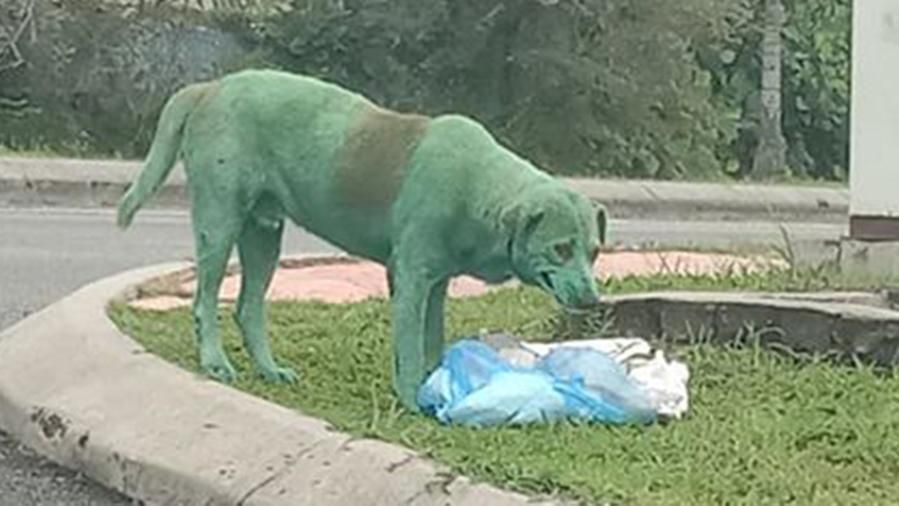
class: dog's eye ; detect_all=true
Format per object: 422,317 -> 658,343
553,242 -> 574,262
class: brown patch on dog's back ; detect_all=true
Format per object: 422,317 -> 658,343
336,103 -> 429,208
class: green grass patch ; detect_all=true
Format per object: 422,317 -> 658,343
109,270 -> 899,505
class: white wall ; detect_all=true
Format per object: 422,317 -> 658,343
850,0 -> 899,217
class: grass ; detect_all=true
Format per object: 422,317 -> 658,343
109,269 -> 899,506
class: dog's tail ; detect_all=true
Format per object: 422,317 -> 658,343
116,82 -> 213,229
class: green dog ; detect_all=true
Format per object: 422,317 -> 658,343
118,69 -> 607,410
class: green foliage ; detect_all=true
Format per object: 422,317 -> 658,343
253,0 -> 748,180
112,268 -> 899,505
782,0 -> 851,180
697,0 -> 851,180
1,0 -> 851,182
213,0 -> 854,181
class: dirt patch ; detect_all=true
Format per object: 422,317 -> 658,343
126,251 -> 785,310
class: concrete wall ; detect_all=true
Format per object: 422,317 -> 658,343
850,0 -> 899,218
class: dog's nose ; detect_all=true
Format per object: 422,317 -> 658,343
575,300 -> 600,311
584,282 -> 603,304
574,291 -> 601,310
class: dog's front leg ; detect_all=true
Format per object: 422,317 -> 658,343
424,279 -> 450,372
389,257 -> 448,412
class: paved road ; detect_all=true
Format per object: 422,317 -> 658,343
0,206 -> 847,504
0,208 -> 338,330
1,207 -> 847,330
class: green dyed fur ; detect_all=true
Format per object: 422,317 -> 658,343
117,69 -> 608,410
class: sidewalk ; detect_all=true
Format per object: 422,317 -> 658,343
130,251 -> 786,311
0,156 -> 848,221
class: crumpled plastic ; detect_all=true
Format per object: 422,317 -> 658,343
416,337 -> 685,428
521,338 -> 691,419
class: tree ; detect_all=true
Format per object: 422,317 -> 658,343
263,0 -> 743,179
781,0 -> 851,180
752,0 -> 788,178
697,0 -> 850,181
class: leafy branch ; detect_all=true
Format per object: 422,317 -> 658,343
0,0 -> 36,75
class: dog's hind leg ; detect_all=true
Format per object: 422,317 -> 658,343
189,184 -> 244,383
234,212 -> 297,383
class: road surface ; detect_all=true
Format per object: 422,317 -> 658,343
0,206 -> 846,504
0,207 -> 846,330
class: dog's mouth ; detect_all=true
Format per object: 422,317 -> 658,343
537,271 -> 600,313
538,271 -> 601,313
561,304 -> 597,316
539,271 -> 555,292
539,271 -> 570,308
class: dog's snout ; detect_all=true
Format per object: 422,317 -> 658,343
576,293 -> 601,310
577,281 -> 601,308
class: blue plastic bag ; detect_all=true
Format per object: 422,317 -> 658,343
417,339 -> 657,427
537,346 -> 657,424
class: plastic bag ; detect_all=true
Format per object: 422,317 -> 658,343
537,346 -> 657,424
417,339 -> 657,427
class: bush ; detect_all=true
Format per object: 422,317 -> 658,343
0,0 -> 851,181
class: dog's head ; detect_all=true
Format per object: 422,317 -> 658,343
505,184 -> 607,310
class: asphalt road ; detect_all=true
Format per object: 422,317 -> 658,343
0,206 -> 847,505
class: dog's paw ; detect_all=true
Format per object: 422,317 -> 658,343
397,395 -> 422,414
201,356 -> 238,383
116,191 -> 139,229
259,366 -> 298,384
393,385 -> 422,414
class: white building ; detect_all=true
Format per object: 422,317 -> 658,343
850,0 -> 899,241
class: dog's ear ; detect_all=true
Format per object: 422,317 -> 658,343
595,203 -> 608,245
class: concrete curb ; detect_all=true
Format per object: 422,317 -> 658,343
0,156 -> 849,221
0,262 -> 562,506
597,291 -> 899,367
569,177 -> 847,222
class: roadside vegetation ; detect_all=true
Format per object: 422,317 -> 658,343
1,0 -> 850,182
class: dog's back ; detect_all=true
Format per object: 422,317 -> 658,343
120,69 -> 545,261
